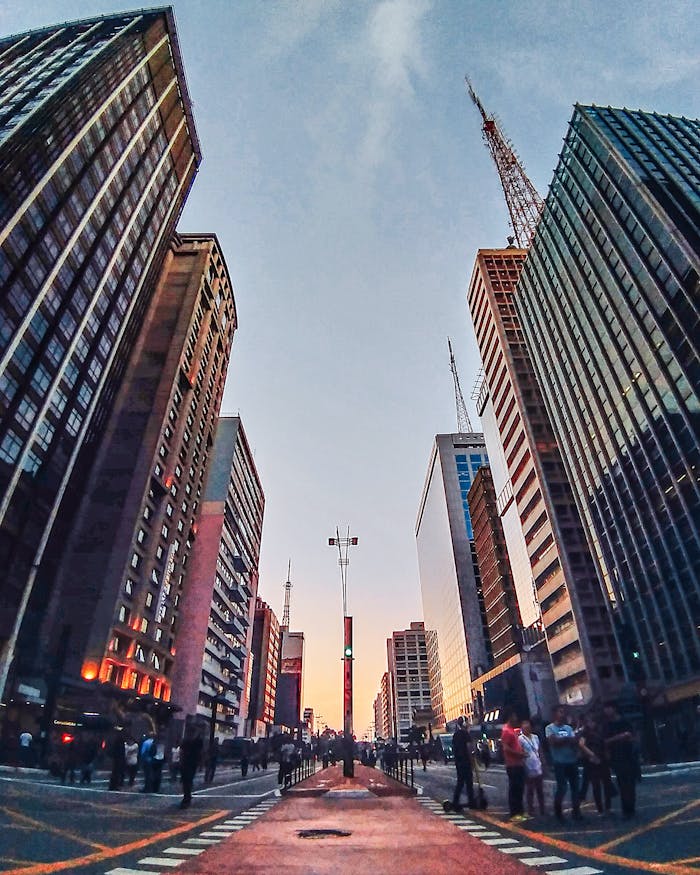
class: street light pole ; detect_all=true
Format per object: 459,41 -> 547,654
328,527 -> 358,778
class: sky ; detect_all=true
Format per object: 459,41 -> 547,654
3,0 -> 699,736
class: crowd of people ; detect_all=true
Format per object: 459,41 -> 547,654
452,703 -> 640,823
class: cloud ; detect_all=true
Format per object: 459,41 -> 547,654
259,0 -> 340,60
359,0 -> 432,169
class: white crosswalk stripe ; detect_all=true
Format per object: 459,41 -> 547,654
137,856 -> 184,867
522,856 -> 569,867
544,868 -> 603,875
498,846 -> 543,854
163,847 -> 206,855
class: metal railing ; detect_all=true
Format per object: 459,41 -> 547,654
282,755 -> 316,790
382,751 -> 414,789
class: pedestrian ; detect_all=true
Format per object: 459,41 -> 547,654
501,711 -> 528,821
108,731 -> 126,791
519,717 -> 545,816
240,748 -> 249,778
179,726 -> 203,809
450,716 -> 476,811
578,715 -> 613,815
152,734 -> 166,792
278,738 -> 296,789
125,736 -> 139,787
18,729 -> 33,768
205,737 -> 219,783
79,735 -> 98,784
603,704 -> 639,818
170,744 -> 181,783
60,735 -> 78,784
420,742 -> 429,772
545,705 -> 582,822
140,733 -> 155,792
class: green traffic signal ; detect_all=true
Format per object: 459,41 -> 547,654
344,646 -> 352,657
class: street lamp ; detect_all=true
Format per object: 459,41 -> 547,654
328,527 -> 358,777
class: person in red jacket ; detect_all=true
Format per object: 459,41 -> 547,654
501,711 -> 529,821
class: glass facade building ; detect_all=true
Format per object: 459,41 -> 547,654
0,9 -> 200,697
516,106 -> 700,701
416,433 -> 491,725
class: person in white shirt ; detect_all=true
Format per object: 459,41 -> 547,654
18,730 -> 33,768
124,737 -> 139,787
518,718 -> 545,816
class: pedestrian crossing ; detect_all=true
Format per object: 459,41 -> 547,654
417,798 -> 604,875
105,797 -> 279,874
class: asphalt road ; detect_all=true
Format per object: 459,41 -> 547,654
415,760 -> 700,874
0,764 -> 280,874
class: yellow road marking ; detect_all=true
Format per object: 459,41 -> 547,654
1,808 -> 228,875
597,799 -> 700,852
470,807 -> 700,875
0,806 -> 109,851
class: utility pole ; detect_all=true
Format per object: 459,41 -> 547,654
328,527 -> 358,777
465,76 -> 544,248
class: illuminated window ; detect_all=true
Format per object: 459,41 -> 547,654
156,545 -> 164,560
135,645 -> 145,662
140,618 -> 148,634
145,591 -> 153,609
166,503 -> 173,518
161,524 -> 169,539
118,604 -> 130,624
125,579 -> 134,596
136,528 -> 146,544
155,627 -> 163,642
130,552 -> 140,568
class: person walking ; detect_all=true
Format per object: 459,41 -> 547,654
18,730 -> 33,768
545,706 -> 582,822
179,726 -> 203,809
451,716 -> 476,811
204,737 -> 219,784
140,733 -> 155,792
79,735 -> 98,784
603,704 -> 638,818
125,736 -> 139,787
170,744 -> 181,783
519,718 -> 545,816
501,711 -> 528,821
108,731 -> 126,791
579,715 -> 613,815
152,734 -> 166,792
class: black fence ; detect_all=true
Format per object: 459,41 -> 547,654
382,751 -> 414,790
282,755 -> 316,790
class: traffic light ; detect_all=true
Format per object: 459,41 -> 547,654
344,645 -> 352,658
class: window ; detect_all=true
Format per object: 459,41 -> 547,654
125,579 -> 134,596
145,591 -> 153,609
118,604 -> 130,624
131,552 -> 140,569
166,503 -> 173,518
135,645 -> 146,663
161,524 -> 169,539
137,528 -> 146,544
154,628 -> 163,642
0,430 -> 23,464
140,618 -> 149,634
156,545 -> 164,560
143,506 -> 151,521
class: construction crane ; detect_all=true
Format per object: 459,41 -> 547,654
281,559 -> 292,630
448,338 -> 473,433
465,76 -> 544,248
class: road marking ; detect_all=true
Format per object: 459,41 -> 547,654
106,869 -> 158,875
163,847 -> 205,855
199,831 -> 234,837
596,799 -> 700,851
0,804 -> 111,851
472,831 -> 501,837
544,868 -> 603,874
498,847 -> 543,854
521,856 -> 569,866
138,857 -> 184,868
480,838 -> 519,846
182,838 -> 220,845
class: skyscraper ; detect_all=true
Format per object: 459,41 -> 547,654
386,622 -> 432,743
171,416 -> 264,740
467,249 -> 622,707
27,234 -> 236,727
248,597 -> 281,738
516,107 -> 700,722
416,433 -> 490,726
275,630 -> 304,730
0,9 -> 200,699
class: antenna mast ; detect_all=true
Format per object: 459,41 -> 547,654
465,76 -> 544,248
448,338 -> 473,433
282,559 -> 292,630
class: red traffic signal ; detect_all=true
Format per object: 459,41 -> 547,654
61,733 -> 74,744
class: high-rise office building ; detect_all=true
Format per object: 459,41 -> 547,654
416,434 -> 490,726
0,9 -> 200,700
171,416 -> 264,740
467,249 -> 622,708
516,107 -> 700,722
467,466 -> 522,666
29,234 -> 235,727
248,597 -> 281,738
387,623 -> 432,743
275,630 -> 304,730
377,670 -> 394,740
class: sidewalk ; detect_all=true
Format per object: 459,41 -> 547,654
175,765 -> 532,874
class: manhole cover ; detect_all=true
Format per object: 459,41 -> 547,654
297,829 -> 352,839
